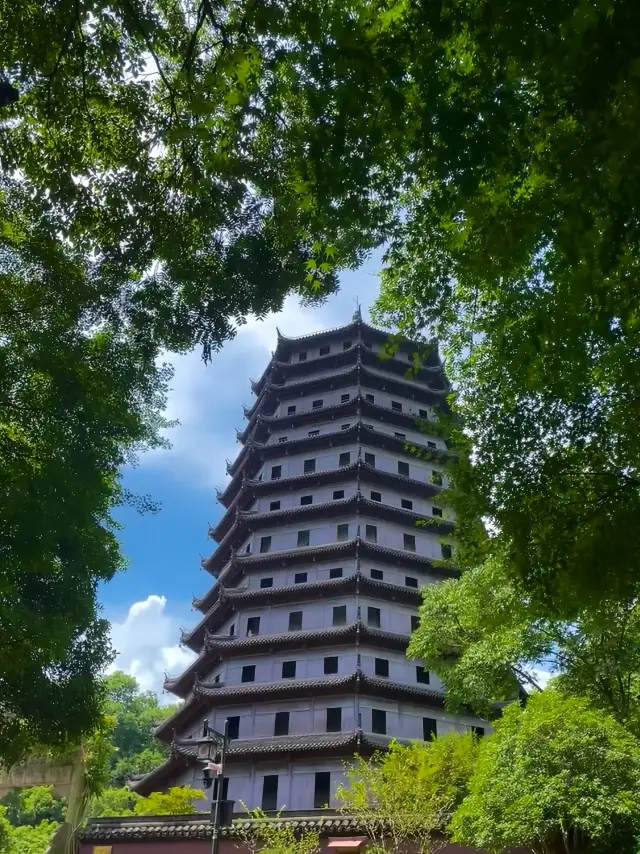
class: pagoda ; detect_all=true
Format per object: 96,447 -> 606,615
133,313 -> 488,812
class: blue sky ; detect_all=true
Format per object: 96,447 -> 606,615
104,259 -> 383,697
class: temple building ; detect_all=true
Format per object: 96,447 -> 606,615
132,313 -> 488,812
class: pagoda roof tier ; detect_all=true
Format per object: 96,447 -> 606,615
238,393 -> 447,446
166,622 -> 410,698
204,486 -> 453,577
130,730 -> 395,796
243,361 -> 447,422
251,342 -> 445,398
213,458 -> 443,536
199,536 -> 455,603
154,671 -> 445,742
223,423 -> 452,503
209,491 -> 452,554
187,570 -> 421,644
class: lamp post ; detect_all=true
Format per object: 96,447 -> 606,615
194,718 -> 231,854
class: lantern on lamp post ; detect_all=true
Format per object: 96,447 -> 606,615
193,719 -> 232,854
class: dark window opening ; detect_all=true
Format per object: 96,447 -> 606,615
227,717 -> 240,740
319,346 -> 330,356
337,523 -> 349,541
370,490 -> 382,502
301,495 -> 313,505
398,461 -> 409,477
365,393 -> 375,403
333,489 -> 345,500
288,405 -> 296,415
472,726 -> 485,738
419,409 -> 428,418
441,544 -> 452,559
271,465 -> 281,479
341,423 -> 351,430
229,623 -> 236,637
404,533 -> 416,552
333,605 -> 347,626
423,718 -> 437,741
329,567 -> 343,579
260,577 -> 273,588
372,709 -> 387,734
395,432 -> 406,440
391,401 -> 402,412
308,429 -> 320,437
416,666 -> 430,684
260,536 -> 272,553
274,712 -> 290,736
343,340 -> 352,350
278,436 -> 288,443
299,352 -> 307,362
370,568 -> 384,580
281,660 -> 296,679
294,571 -> 308,584
432,506 -> 443,517
312,399 -> 323,409
368,607 -> 381,628
432,470 -> 443,486
375,658 -> 389,677
428,441 -> 436,450
262,775 -> 278,811
314,772 -> 331,809
269,500 -> 281,511
411,615 -> 419,631
241,665 -> 255,683
324,656 -> 338,674
297,530 -> 310,547
341,393 -> 350,403
326,707 -> 342,732
288,611 -> 303,631
364,452 -> 375,466
401,499 -> 413,510
339,452 -> 351,467
246,617 -> 260,636
405,576 -> 418,588
304,458 -> 316,473
365,524 -> 377,543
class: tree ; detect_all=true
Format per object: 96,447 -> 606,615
450,691 -> 640,854
0,787 -> 65,827
103,672 -> 177,787
335,736 -> 478,854
236,808 -> 320,854
408,553 -> 640,732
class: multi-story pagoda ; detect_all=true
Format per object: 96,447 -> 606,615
133,312 -> 488,812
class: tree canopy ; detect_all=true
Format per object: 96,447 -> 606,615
2,0 -> 640,762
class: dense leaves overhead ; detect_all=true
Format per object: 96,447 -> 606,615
2,0 -> 640,759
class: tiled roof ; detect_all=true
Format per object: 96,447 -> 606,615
186,568 -> 423,649
166,621 -> 411,698
81,811 -> 373,841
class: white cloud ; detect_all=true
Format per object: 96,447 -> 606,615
108,595 -> 196,702
140,264 -> 383,490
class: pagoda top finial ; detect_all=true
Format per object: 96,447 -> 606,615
352,299 -> 362,324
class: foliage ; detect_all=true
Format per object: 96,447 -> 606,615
450,691 -> 640,854
409,554 -> 640,731
0,182 -> 175,764
103,672 -> 177,787
133,786 -> 203,816
0,786 -> 65,827
1,819 -> 58,854
86,786 -> 139,819
236,808 -> 320,854
336,736 -> 478,854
